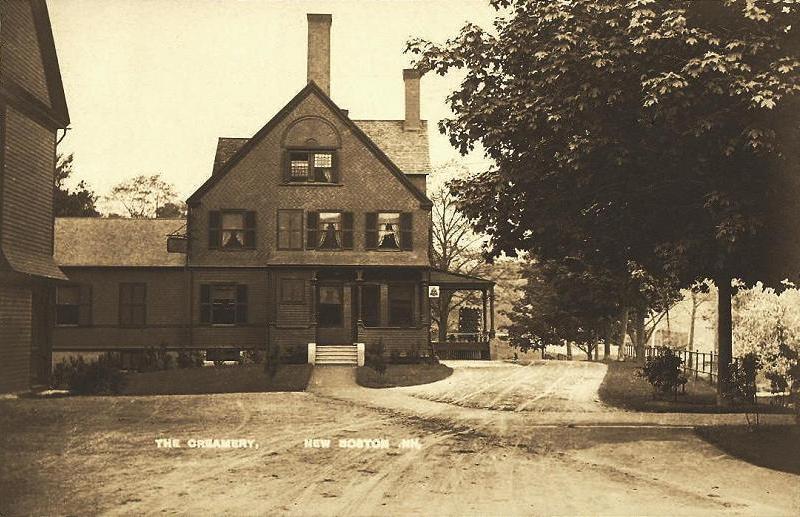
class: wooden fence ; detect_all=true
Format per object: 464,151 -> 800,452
625,345 -> 719,383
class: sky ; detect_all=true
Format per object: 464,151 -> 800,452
48,0 -> 498,209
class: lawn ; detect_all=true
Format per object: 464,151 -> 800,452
598,361 -> 791,413
356,363 -> 453,388
121,363 -> 312,395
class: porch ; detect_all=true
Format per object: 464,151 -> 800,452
429,269 -> 495,360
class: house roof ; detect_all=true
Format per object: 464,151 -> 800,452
430,269 -> 494,289
55,218 -> 186,267
212,121 -> 431,176
191,81 -> 432,207
351,120 -> 431,174
0,1 -> 70,127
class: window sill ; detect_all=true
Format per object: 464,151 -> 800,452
209,248 -> 257,252
55,324 -> 81,328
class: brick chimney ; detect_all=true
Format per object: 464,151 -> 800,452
307,14 -> 332,95
403,68 -> 422,131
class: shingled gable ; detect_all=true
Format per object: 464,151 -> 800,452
1,0 -> 70,127
187,81 -> 432,208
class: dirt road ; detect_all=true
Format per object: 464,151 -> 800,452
2,361 -> 798,516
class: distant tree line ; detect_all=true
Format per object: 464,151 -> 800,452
54,152 -> 186,219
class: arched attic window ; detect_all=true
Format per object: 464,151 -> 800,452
281,116 -> 342,184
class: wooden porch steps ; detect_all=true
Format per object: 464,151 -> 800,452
315,344 -> 358,366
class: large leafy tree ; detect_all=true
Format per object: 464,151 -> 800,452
409,0 -> 799,394
54,153 -> 101,217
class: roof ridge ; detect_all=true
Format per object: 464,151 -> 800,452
190,81 -> 432,207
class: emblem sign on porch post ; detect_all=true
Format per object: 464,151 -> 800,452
428,285 -> 440,298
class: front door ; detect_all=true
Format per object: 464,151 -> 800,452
316,283 -> 352,344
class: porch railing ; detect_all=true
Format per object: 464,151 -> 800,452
431,332 -> 490,360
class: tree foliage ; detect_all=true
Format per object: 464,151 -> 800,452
408,0 -> 800,289
106,174 -> 181,219
733,283 -> 800,392
54,153 -> 101,217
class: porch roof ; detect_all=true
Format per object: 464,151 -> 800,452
430,269 -> 494,290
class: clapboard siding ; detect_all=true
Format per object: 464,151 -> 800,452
2,105 -> 56,275
0,285 -> 32,392
0,0 -> 51,106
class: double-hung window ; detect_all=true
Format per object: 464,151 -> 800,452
119,283 -> 146,326
277,210 -> 303,250
388,284 -> 414,327
286,150 -> 337,183
56,285 -> 81,326
208,211 -> 256,249
200,284 -> 248,325
360,284 -> 381,327
366,212 -> 413,251
306,211 -> 353,250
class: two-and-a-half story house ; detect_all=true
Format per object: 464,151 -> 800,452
0,0 -> 70,393
52,14 -> 494,366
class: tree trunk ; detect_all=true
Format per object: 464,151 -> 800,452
593,334 -> 599,361
617,305 -> 630,360
566,340 -> 573,360
603,322 -> 612,361
716,275 -> 733,404
629,310 -> 647,364
688,292 -> 697,352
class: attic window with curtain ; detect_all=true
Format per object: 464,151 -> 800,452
286,150 -> 338,183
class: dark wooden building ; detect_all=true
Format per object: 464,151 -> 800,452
0,0 -> 70,393
52,14 -> 493,365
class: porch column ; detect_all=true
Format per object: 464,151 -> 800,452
355,269 -> 364,323
489,285 -> 495,337
310,270 -> 318,324
481,289 -> 488,338
438,288 -> 449,346
421,279 -> 430,326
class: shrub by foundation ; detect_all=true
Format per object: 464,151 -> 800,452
51,353 -> 126,395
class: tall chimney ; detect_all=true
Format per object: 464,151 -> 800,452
307,14 -> 332,95
403,68 -> 422,131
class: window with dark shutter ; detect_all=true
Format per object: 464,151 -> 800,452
200,284 -> 211,323
119,283 -> 146,327
236,285 -> 248,324
306,211 -> 319,249
79,285 -> 93,326
209,211 -> 221,249
201,284 -> 248,325
244,211 -> 256,248
365,213 -> 378,250
341,212 -> 354,249
400,212 -> 413,251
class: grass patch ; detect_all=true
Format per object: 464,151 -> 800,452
121,364 -> 312,395
357,363 -> 453,388
696,425 -> 800,475
598,361 -> 790,414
